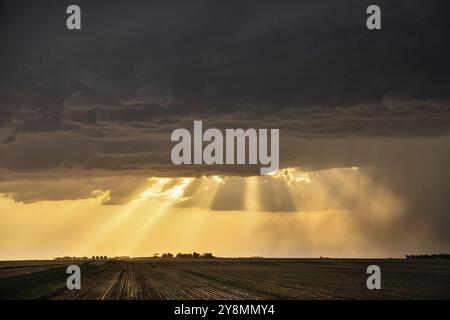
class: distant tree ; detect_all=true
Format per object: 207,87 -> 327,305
406,254 -> 450,260
161,253 -> 173,258
201,253 -> 214,258
192,252 -> 200,258
91,256 -> 95,260
95,256 -> 99,260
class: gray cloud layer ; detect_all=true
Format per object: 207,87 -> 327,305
0,1 -> 449,179
1,1 -> 449,147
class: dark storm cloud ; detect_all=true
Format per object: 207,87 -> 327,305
1,1 -> 449,113
0,173 -> 149,204
0,0 -> 449,177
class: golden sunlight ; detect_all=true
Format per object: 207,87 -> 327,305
0,167 -> 407,260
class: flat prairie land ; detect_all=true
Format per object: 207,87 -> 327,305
0,260 -> 86,279
1,258 -> 449,300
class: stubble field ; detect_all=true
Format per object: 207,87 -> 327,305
1,258 -> 449,300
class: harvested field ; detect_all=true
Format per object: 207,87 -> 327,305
0,260 -> 88,279
1,258 -> 450,299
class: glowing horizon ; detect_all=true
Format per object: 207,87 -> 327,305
2,166 -> 433,261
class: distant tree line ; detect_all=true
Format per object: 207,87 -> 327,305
54,256 -> 110,260
406,254 -> 450,260
54,256 -> 89,261
154,252 -> 215,258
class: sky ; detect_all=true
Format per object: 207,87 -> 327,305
1,0 -> 450,259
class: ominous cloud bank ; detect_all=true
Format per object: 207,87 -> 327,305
0,0 -> 449,216
1,0 -> 449,174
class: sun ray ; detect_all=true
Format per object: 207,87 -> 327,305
245,176 -> 262,211
121,199 -> 173,254
198,176 -> 224,209
81,178 -> 170,253
120,177 -> 194,253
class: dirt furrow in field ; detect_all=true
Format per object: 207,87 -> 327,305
145,263 -> 259,299
53,260 -> 356,299
52,270 -> 121,300
99,262 -> 165,299
135,270 -> 165,299
98,271 -> 122,299
135,263 -> 188,299
170,266 -> 326,299
54,275 -> 101,300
